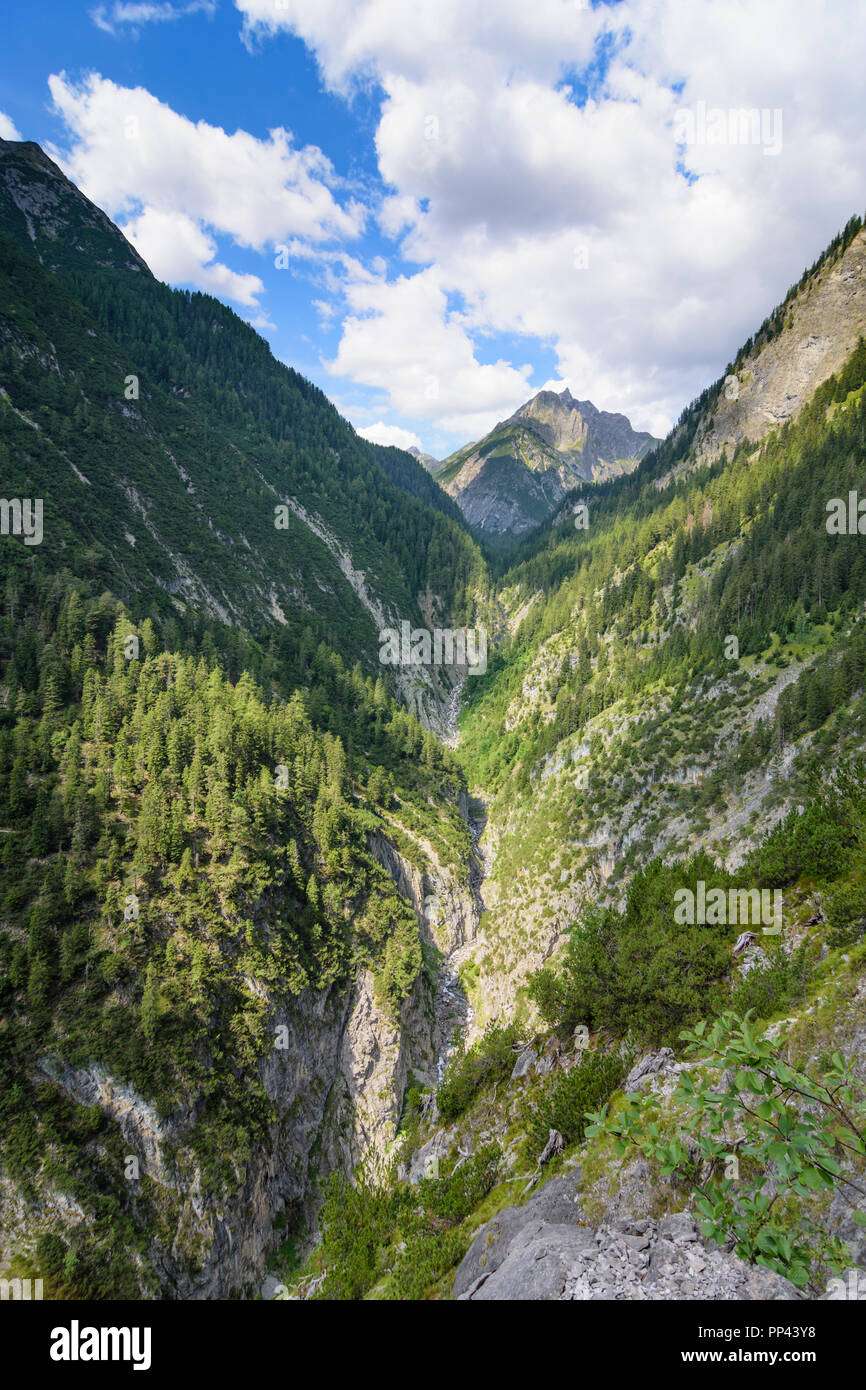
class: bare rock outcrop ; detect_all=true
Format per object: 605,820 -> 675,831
454,1174 -> 800,1301
693,229 -> 866,468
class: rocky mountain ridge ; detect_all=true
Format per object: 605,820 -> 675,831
435,386 -> 657,535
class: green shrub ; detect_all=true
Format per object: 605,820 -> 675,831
389,1226 -> 468,1300
528,854 -> 734,1048
747,765 -> 866,887
587,1011 -> 866,1290
437,1024 -> 520,1121
314,1145 -> 502,1300
824,874 -> 866,947
526,1049 -> 626,1156
315,1169 -> 407,1301
729,943 -> 812,1019
416,1143 -> 502,1222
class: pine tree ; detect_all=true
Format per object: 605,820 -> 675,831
140,962 -> 160,1041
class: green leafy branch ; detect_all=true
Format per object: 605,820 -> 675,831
586,1011 -> 866,1288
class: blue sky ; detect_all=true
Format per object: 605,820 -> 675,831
1,0 -> 864,458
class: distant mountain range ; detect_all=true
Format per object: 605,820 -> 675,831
408,445 -> 440,473
430,388 -> 658,534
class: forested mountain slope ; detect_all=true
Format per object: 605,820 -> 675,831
2,142 -> 866,1304
0,142 -> 487,1298
453,214 -> 866,1029
0,138 -> 489,730
281,212 -> 866,1302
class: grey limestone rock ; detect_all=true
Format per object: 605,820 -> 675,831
453,1182 -> 800,1301
624,1047 -> 679,1092
511,1046 -> 538,1080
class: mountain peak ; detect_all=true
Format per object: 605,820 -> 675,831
408,444 -> 441,472
436,388 -> 658,534
0,137 -> 151,276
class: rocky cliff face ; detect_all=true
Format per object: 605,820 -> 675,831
0,138 -> 150,274
0,986 -> 353,1298
0,812 -> 481,1300
437,388 -> 657,535
368,816 -> 482,1064
512,390 -> 655,471
694,227 -> 866,468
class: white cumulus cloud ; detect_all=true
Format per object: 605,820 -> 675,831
356,422 -> 422,450
121,206 -> 265,306
47,71 -> 364,308
236,0 -> 866,442
0,111 -> 22,140
326,266 -> 534,438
